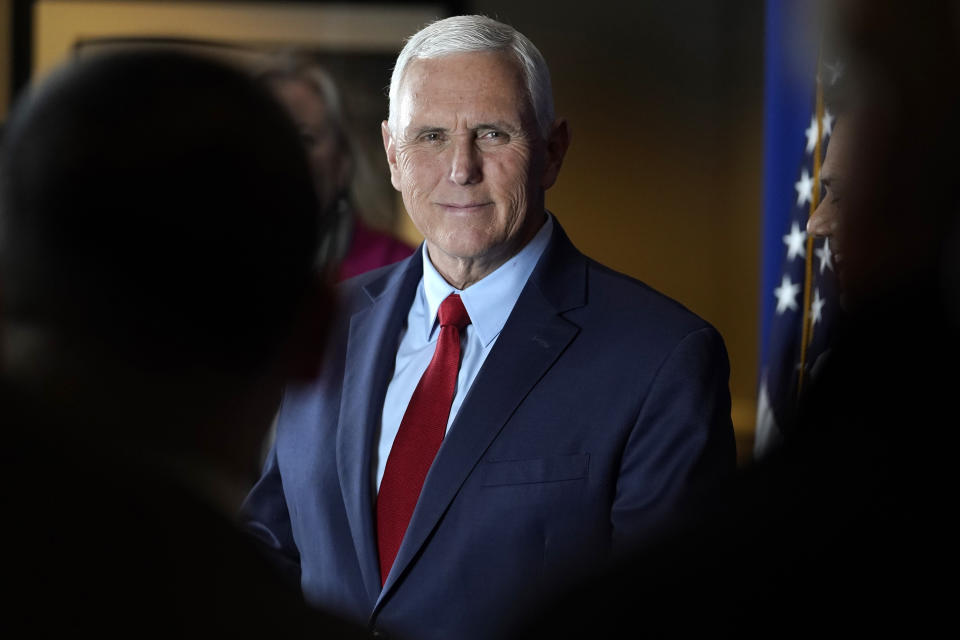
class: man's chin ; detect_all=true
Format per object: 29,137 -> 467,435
429,247 -> 492,271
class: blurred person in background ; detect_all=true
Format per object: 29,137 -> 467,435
805,112 -> 851,288
0,49 -> 366,638
510,1 -> 960,636
804,58 -> 865,308
259,53 -> 412,281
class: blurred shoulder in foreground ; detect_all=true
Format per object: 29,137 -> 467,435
0,49 -> 367,638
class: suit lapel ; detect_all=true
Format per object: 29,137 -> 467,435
336,255 -> 423,604
377,223 -> 588,604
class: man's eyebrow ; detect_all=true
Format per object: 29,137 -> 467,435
474,121 -> 522,134
820,172 -> 844,191
819,164 -> 838,187
406,125 -> 447,138
404,122 -> 523,138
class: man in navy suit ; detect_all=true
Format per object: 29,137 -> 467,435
242,15 -> 735,640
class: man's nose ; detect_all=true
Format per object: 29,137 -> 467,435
807,201 -> 837,237
449,136 -> 482,185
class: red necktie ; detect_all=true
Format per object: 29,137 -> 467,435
376,293 -> 471,585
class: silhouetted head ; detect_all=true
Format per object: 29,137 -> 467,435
1,49 -> 327,377
0,50 -> 332,470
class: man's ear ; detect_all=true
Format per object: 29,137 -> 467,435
541,118 -> 571,190
282,273 -> 336,383
382,120 -> 402,192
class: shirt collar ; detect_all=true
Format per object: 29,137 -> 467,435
421,212 -> 554,347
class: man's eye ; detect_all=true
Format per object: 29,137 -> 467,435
822,185 -> 841,205
420,132 -> 443,143
478,130 -> 508,144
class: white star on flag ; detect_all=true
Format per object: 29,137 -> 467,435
810,289 -> 826,327
816,237 -> 833,273
774,275 -> 801,314
805,115 -> 819,154
822,109 -> 835,138
783,221 -> 806,261
805,112 -> 834,154
795,168 -> 814,206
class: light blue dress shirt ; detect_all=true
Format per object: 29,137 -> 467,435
374,214 -> 554,491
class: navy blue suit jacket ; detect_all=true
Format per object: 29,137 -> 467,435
242,222 -> 735,640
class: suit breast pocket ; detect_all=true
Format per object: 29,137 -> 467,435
479,454 -> 590,487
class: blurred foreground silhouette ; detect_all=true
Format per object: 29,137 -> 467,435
0,50 -> 365,638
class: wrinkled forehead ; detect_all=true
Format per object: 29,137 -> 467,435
394,51 -> 532,125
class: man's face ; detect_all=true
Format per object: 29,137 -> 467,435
382,51 -> 565,282
272,78 -> 350,211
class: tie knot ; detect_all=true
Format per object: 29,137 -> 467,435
438,293 -> 471,331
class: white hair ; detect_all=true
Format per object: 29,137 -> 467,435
388,15 -> 555,138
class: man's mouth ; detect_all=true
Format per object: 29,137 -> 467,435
437,202 -> 493,210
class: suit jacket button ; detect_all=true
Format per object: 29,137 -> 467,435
371,630 -> 387,639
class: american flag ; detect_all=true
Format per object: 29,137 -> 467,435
755,0 -> 841,458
